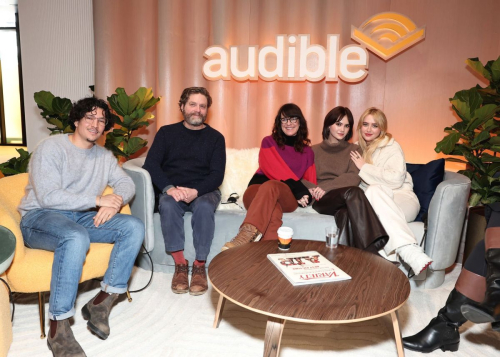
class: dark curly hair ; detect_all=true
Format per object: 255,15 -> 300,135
178,87 -> 212,111
68,97 -> 114,131
322,106 -> 354,141
271,103 -> 311,153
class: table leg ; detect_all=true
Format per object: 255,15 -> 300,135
263,317 -> 286,357
213,294 -> 226,328
391,310 -> 405,357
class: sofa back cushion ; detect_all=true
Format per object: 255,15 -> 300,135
406,159 -> 445,222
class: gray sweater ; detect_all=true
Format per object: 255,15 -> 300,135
18,134 -> 135,216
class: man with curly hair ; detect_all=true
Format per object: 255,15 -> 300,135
143,87 -> 225,297
18,97 -> 144,356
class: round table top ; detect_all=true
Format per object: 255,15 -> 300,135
208,240 -> 410,324
0,226 -> 16,275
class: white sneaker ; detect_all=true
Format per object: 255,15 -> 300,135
397,244 -> 433,275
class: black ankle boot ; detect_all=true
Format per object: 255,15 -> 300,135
461,248 -> 500,323
402,289 -> 472,353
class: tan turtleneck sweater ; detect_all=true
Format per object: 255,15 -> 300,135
304,140 -> 362,193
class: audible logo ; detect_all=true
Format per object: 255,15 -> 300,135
351,12 -> 425,60
202,35 -> 368,83
202,12 -> 424,82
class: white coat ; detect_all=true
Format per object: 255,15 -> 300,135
357,136 -> 420,254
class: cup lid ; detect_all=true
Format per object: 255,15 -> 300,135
277,226 -> 293,238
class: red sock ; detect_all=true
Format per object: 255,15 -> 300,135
194,260 -> 205,267
171,250 -> 186,265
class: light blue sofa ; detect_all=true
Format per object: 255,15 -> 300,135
123,149 -> 471,289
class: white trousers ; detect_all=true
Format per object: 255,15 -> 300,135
364,185 -> 420,254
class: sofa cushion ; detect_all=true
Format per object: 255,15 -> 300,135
407,159 -> 445,222
218,148 -> 259,210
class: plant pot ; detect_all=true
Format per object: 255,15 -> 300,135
464,206 -> 486,263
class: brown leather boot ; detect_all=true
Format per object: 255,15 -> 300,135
189,264 -> 208,296
81,291 -> 120,340
171,260 -> 189,294
47,319 -> 86,357
221,223 -> 262,250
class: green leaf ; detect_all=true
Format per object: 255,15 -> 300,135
435,132 -> 461,154
452,88 -> 482,119
16,148 -> 30,159
451,122 -> 467,132
450,100 -> 471,121
47,118 -> 64,129
484,119 -> 499,132
52,97 -> 72,116
111,113 -> 122,126
490,56 -> 500,82
34,91 -> 55,112
466,58 -> 492,81
469,193 -> 482,206
472,130 -> 490,146
482,153 -> 500,163
123,136 -> 147,156
445,158 -> 468,164
122,114 -> 133,127
105,132 -> 125,146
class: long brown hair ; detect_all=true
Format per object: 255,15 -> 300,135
356,107 -> 392,163
271,103 -> 311,153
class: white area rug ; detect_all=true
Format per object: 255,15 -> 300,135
8,265 -> 500,356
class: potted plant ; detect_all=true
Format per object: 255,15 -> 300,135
105,87 -> 160,161
33,91 -> 74,134
0,148 -> 31,176
435,56 -> 500,206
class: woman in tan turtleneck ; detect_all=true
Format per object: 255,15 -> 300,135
306,106 -> 389,253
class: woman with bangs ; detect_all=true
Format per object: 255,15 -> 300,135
222,103 -> 317,249
306,106 -> 389,253
350,107 -> 433,274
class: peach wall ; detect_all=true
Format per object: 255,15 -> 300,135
93,0 -> 500,169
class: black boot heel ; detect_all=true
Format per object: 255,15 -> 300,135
441,341 -> 459,352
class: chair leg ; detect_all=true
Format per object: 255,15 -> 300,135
38,292 -> 46,339
126,289 -> 132,302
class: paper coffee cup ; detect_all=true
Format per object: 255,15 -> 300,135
278,227 -> 293,250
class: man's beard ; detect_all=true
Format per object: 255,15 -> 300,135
183,111 -> 206,127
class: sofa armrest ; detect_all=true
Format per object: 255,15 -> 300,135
122,157 -> 155,252
425,171 -> 470,270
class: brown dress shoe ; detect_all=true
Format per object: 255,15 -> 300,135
172,260 -> 189,294
47,319 -> 86,357
221,223 -> 262,251
81,291 -> 120,340
189,264 -> 208,296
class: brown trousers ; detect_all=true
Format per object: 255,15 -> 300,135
243,181 -> 298,241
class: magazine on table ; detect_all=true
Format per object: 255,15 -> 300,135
267,250 -> 351,286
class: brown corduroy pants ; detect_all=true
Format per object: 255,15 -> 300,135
242,180 -> 298,241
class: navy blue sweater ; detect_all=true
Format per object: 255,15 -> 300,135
143,122 -> 226,197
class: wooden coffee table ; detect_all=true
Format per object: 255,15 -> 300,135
208,240 -> 410,357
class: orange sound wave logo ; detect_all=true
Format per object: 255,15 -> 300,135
351,12 -> 425,61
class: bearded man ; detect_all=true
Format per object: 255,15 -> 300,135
143,87 -> 226,296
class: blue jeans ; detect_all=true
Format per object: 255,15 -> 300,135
21,209 -> 144,320
158,190 -> 221,261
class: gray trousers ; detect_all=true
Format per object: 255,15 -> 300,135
158,189 -> 221,261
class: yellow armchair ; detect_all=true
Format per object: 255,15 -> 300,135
0,173 -> 131,338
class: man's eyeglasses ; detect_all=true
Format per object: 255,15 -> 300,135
280,117 -> 299,124
84,115 -> 108,126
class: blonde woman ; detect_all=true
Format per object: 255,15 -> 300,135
349,107 -> 432,274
